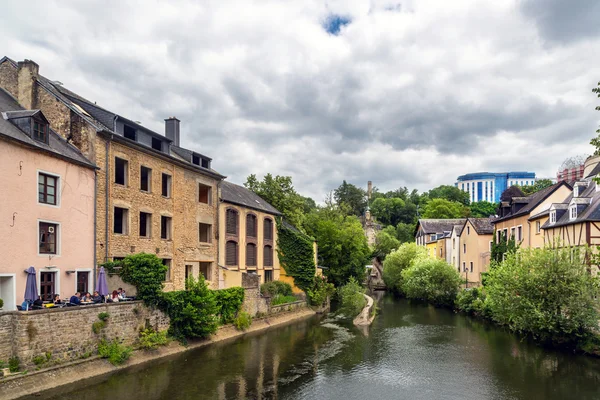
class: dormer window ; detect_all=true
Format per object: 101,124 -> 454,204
192,154 -> 200,165
33,120 -> 48,143
569,205 -> 577,220
123,125 -> 136,141
550,210 -> 556,224
574,186 -> 579,197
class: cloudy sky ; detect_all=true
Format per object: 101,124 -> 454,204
2,0 -> 600,201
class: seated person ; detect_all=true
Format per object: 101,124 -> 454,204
33,296 -> 43,307
20,299 -> 33,311
111,290 -> 120,302
81,292 -> 93,303
53,294 -> 62,304
92,291 -> 103,303
69,292 -> 81,305
118,288 -> 127,299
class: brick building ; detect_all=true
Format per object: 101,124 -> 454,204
0,57 -> 225,291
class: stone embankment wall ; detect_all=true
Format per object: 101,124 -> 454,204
240,273 -> 307,317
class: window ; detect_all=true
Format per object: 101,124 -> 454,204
246,243 -> 257,266
264,270 -> 273,282
201,158 -> 210,169
264,218 -> 273,241
198,183 -> 211,204
463,243 -> 466,254
430,234 -> 435,241
40,272 -> 55,302
225,241 -> 238,266
536,221 -> 541,234
115,157 -> 128,186
467,226 -> 470,235
517,226 -> 522,242
38,173 -> 58,205
489,241 -> 492,251
550,211 -> 556,224
452,238 -> 456,250
192,154 -> 200,165
199,223 -> 211,243
503,228 -> 508,238
570,205 -> 577,220
510,227 -> 516,239
200,262 -> 211,280
246,214 -> 257,237
33,120 -> 48,143
39,222 -> 58,254
462,262 -> 466,271
264,245 -> 273,267
161,216 -> 172,240
152,137 -> 162,151
470,262 -> 473,273
226,209 -> 238,235
139,212 -> 151,237
140,166 -> 152,192
497,230 -> 501,242
123,125 -> 136,141
439,247 -> 442,256
113,207 -> 128,234
162,259 -> 172,281
161,173 -> 171,197
76,271 -> 89,294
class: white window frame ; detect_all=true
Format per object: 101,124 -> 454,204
510,227 -> 516,239
517,225 -> 523,242
38,219 -> 61,257
113,206 -> 130,235
470,262 -> 473,272
463,243 -> 466,254
37,169 -> 61,208
36,269 -> 60,299
550,211 -> 556,224
489,241 -> 492,251
570,205 -> 577,220
536,221 -> 541,234
74,268 -> 93,294
114,157 -> 129,187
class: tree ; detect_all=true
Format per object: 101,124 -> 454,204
470,201 -> 498,218
396,222 -> 416,244
500,186 -> 524,202
422,198 -> 467,219
519,179 -> 554,195
373,226 -> 401,261
334,180 -> 367,216
245,174 -> 306,228
382,243 -> 427,294
401,258 -> 462,307
370,197 -> 407,226
590,81 -> 600,155
425,185 -> 470,206
301,196 -> 317,214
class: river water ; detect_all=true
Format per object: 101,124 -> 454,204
32,294 -> 600,400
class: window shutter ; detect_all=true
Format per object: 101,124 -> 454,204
226,210 -> 238,235
246,243 -> 256,266
246,214 -> 256,237
264,245 -> 273,266
226,241 -> 237,265
264,219 -> 272,240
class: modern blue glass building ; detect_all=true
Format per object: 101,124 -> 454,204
455,172 -> 536,203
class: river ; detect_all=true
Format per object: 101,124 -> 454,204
28,294 -> 600,400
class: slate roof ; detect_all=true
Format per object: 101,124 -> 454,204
220,181 -> 282,216
585,162 -> 600,179
0,88 -> 95,168
418,219 -> 467,234
542,180 -> 600,228
4,110 -> 40,119
493,181 -> 571,223
468,218 -> 494,235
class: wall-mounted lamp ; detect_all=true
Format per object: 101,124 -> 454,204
44,265 -> 57,270
65,270 -> 76,275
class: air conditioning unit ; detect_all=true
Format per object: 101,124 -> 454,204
48,226 -> 55,234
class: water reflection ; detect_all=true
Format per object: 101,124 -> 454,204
28,294 -> 600,400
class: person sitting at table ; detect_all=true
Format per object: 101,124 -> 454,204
92,291 -> 103,303
33,296 -> 43,307
81,292 -> 93,303
53,294 -> 62,304
111,290 -> 120,302
118,288 -> 127,299
69,292 -> 81,305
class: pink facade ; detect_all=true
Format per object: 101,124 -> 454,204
0,140 -> 95,310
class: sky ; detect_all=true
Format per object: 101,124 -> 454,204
2,0 -> 600,201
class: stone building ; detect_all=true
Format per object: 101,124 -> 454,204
0,87 -> 96,310
0,57 -> 224,291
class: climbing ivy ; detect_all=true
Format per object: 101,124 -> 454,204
276,218 -> 316,291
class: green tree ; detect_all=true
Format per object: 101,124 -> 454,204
382,243 -> 427,294
422,198 -> 467,219
590,81 -> 600,155
396,222 -> 416,243
245,174 -> 306,228
425,185 -> 470,206
519,179 -> 554,195
337,277 -> 366,318
486,247 -> 599,345
401,258 -> 462,307
470,201 -> 498,218
373,226 -> 401,261
334,180 -> 367,216
114,253 -> 167,306
301,196 -> 317,214
370,197 -> 414,226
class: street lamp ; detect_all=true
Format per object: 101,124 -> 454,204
463,266 -> 469,289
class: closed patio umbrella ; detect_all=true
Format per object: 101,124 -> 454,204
24,266 -> 37,310
95,267 -> 109,299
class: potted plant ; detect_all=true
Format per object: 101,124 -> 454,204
0,298 -> 4,311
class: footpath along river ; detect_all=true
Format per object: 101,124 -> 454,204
25,293 -> 600,400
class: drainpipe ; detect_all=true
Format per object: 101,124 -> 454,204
216,180 -> 222,288
93,168 -> 98,289
105,136 -> 110,262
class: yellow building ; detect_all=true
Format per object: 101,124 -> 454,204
458,218 -> 493,286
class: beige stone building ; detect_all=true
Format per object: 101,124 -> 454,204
0,57 -> 225,291
218,182 -> 282,288
458,218 -> 493,286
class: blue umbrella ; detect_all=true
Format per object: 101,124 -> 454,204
95,267 -> 109,297
24,266 -> 37,309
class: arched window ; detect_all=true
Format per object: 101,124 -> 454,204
264,218 -> 273,241
225,241 -> 238,266
264,245 -> 273,267
246,243 -> 257,266
246,214 -> 257,237
226,209 -> 238,235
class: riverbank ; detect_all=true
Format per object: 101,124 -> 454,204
0,307 -> 315,400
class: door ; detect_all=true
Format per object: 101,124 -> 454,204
77,271 -> 89,294
0,276 -> 15,310
40,272 -> 55,301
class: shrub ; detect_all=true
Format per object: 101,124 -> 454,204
8,357 -> 20,373
485,247 -> 600,345
214,287 -> 245,324
383,243 -> 427,294
111,253 -> 167,306
306,275 -> 335,307
337,277 -> 366,318
138,328 -> 169,350
160,277 -> 219,341
455,287 -> 490,318
234,311 -> 252,331
92,321 -> 106,335
260,281 -> 293,297
0,298 -> 4,309
271,294 -> 297,305
32,355 -> 46,366
98,312 -> 110,321
401,258 -> 461,307
98,339 -> 132,365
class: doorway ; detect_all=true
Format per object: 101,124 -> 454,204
77,271 -> 90,294
0,275 -> 15,310
40,272 -> 55,301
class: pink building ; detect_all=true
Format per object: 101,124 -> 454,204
0,88 -> 95,310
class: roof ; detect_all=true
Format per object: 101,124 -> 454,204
418,219 -> 467,235
466,218 -> 494,235
585,162 -> 600,179
220,181 -> 282,216
542,181 -> 600,228
493,181 -> 571,223
0,88 -> 95,168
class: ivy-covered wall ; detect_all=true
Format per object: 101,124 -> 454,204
276,220 -> 316,292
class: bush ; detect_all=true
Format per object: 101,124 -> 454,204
98,339 -> 132,365
455,287 -> 490,318
0,298 -> 4,309
214,287 -> 245,325
383,243 -> 427,294
32,355 -> 46,366
160,277 -> 219,341
98,312 -> 110,321
138,328 -> 169,350
234,311 -> 252,331
260,281 -> 293,297
306,275 -> 335,307
485,247 -> 600,345
337,277 -> 366,318
8,357 -> 20,372
401,258 -> 461,307
271,294 -> 297,305
111,253 -> 167,306
92,321 -> 106,334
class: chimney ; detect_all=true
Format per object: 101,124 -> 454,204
367,181 -> 372,200
17,59 -> 39,110
165,117 -> 180,147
